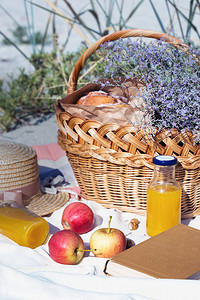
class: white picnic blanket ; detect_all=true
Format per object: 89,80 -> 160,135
0,143 -> 200,300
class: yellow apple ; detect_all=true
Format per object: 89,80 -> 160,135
90,216 -> 126,258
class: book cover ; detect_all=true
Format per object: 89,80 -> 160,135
104,224 -> 200,279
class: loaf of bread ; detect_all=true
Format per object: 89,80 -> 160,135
77,91 -> 128,107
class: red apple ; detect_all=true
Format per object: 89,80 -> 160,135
48,230 -> 85,264
90,216 -> 126,258
61,202 -> 94,234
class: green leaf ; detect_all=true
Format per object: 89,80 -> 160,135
0,31 -> 29,60
167,0 -> 200,40
165,0 -> 175,33
125,0 -> 145,23
96,0 -> 117,31
29,0 -> 101,37
149,0 -> 166,33
0,4 -> 20,27
186,0 -> 196,39
87,9 -> 102,34
114,0 -> 127,30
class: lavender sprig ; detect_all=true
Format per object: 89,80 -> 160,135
95,38 -> 200,142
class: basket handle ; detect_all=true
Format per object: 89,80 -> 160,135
67,29 -> 189,94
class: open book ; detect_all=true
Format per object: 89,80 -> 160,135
104,224 -> 200,279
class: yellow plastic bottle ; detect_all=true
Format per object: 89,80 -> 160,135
146,155 -> 181,237
0,201 -> 49,248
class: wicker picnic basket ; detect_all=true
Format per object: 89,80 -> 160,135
55,29 -> 200,219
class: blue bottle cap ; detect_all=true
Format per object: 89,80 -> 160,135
153,155 -> 177,166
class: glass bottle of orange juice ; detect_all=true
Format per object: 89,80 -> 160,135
146,155 -> 181,237
0,201 -> 49,249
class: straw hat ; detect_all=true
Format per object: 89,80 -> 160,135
0,140 -> 69,216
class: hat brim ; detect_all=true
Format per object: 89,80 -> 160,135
26,191 -> 69,216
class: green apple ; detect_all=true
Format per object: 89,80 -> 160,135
90,216 -> 126,258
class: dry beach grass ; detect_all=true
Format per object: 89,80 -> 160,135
0,0 -> 199,145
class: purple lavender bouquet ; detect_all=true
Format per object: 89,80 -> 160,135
95,38 -> 200,142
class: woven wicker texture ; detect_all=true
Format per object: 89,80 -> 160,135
56,29 -> 200,218
26,191 -> 69,216
0,140 -> 39,190
0,140 -> 69,216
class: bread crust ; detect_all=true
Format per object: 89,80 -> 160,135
77,91 -> 127,106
